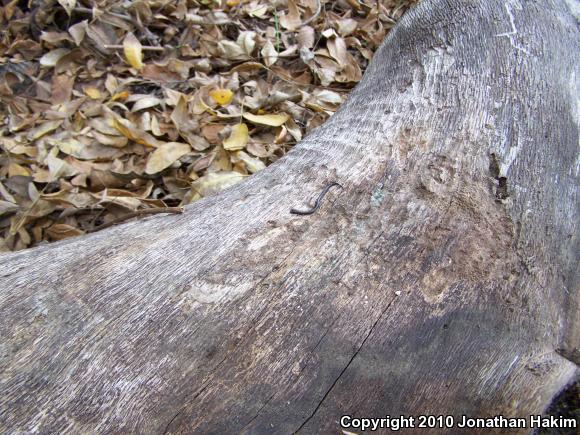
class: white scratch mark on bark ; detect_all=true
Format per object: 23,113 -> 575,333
501,140 -> 522,176
495,1 -> 530,55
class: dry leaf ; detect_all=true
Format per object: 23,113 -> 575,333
243,112 -> 289,126
131,96 -> 162,112
113,117 -> 163,148
238,31 -> 257,57
235,151 -> 265,173
46,224 -> 84,241
327,37 -> 349,66
50,137 -> 121,160
297,26 -> 315,49
261,40 -> 278,67
191,171 -> 246,197
337,19 -> 358,36
57,0 -> 76,16
84,87 -> 102,99
285,118 -> 302,142
218,40 -> 247,60
68,20 -> 87,45
202,124 -> 225,144
0,201 -> 19,217
39,48 -> 70,67
27,120 -> 63,141
123,33 -> 144,70
45,148 -> 79,179
223,123 -> 249,151
209,88 -> 234,106
280,0 -> 302,30
0,0 -> 415,249
247,4 -> 268,18
8,163 -> 31,177
145,142 -> 191,174
92,131 -> 129,148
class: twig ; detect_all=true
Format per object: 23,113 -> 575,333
104,44 -> 166,52
87,207 -> 184,233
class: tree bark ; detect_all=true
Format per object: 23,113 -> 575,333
1,0 -> 578,433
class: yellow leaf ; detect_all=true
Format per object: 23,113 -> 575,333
123,32 -> 143,70
209,88 -> 234,106
8,163 -> 30,177
84,87 -> 102,99
111,91 -> 129,101
223,123 -> 249,151
226,0 -> 240,6
243,112 -> 289,127
145,142 -> 191,174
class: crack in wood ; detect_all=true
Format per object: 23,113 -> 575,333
293,296 -> 397,433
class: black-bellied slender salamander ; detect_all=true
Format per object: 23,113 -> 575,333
290,182 -> 343,215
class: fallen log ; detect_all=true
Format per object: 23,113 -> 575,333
1,0 -> 578,433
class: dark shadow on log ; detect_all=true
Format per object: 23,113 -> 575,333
0,0 -> 579,433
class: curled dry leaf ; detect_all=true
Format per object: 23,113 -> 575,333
123,33 -> 144,70
131,96 -> 163,112
92,131 -> 129,148
243,112 -> 289,127
68,20 -> 87,45
223,123 -> 249,151
113,117 -> 163,148
261,40 -> 278,67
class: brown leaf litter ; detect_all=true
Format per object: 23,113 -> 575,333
0,0 -> 417,251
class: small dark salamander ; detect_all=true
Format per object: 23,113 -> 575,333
290,182 -> 343,215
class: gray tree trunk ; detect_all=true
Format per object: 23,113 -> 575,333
1,0 -> 578,433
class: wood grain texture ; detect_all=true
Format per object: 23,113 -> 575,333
1,0 -> 578,433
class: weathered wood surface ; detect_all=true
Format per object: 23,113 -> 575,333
1,0 -> 579,433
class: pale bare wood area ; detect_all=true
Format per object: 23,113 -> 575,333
1,0 -> 579,433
